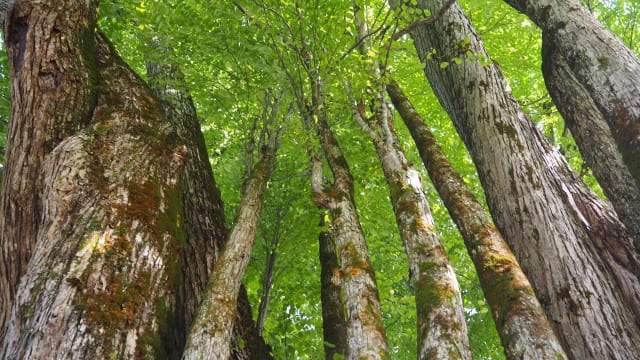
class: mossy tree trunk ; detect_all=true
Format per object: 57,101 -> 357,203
0,0 -> 203,357
503,0 -> 640,195
350,4 -> 470,358
308,78 -> 390,359
387,79 -> 566,359
398,0 -> 640,358
318,230 -> 346,360
145,56 -> 272,359
181,94 -> 283,360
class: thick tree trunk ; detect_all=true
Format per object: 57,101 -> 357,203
1,0 -> 201,357
401,1 -> 640,358
182,113 -> 281,360
145,59 -> 272,359
540,42 -> 640,252
503,0 -> 640,190
318,230 -> 346,360
350,6 -> 470,358
308,79 -> 390,359
387,79 -> 566,359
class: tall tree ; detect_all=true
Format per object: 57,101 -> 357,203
396,0 -> 640,358
349,3 -> 470,358
387,79 -> 566,359
182,93 -> 284,360
318,230 -> 346,360
0,0 -> 199,357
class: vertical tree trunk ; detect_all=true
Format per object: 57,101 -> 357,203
350,5 -> 470,357
400,0 -> 640,358
318,230 -> 346,360
387,79 -> 566,359
0,0 -> 202,356
308,78 -> 390,359
257,246 -> 277,336
182,105 -> 282,360
503,0 -> 640,190
145,57 -> 272,359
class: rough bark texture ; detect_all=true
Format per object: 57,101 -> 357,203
503,0 -> 640,190
0,0 -> 201,356
182,119 -> 280,360
308,79 -> 389,359
387,79 -> 566,359
145,59 -> 272,360
540,41 -> 640,251
403,1 -> 640,358
351,5 -> 470,358
318,230 -> 346,360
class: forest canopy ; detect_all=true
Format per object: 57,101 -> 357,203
0,0 -> 639,359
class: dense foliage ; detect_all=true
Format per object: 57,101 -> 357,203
1,0 -> 637,358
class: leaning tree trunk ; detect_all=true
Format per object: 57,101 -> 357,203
387,79 -> 566,359
502,0 -> 640,192
1,0 -> 205,357
318,230 -> 346,360
182,106 -> 282,360
307,77 -> 390,359
540,41 -> 640,254
399,0 -> 640,358
145,57 -> 272,359
350,7 -> 469,357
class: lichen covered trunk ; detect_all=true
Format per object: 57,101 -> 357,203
540,42 -> 640,250
309,82 -> 389,359
404,0 -> 640,358
319,231 -> 346,360
503,0 -> 640,190
146,58 -> 271,359
1,1 -> 193,356
387,79 -> 566,359
181,126 -> 280,360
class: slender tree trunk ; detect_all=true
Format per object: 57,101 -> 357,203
308,78 -> 390,359
0,0 -> 205,357
350,6 -> 469,357
399,1 -> 640,358
257,247 -> 276,336
503,0 -> 640,189
145,57 -> 272,359
387,79 -> 566,359
182,108 -> 281,360
318,230 -> 346,360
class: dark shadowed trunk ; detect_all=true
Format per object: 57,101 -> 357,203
397,0 -> 640,358
387,79 -> 566,359
318,230 -> 346,360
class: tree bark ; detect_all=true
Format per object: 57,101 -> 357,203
400,0 -> 640,358
503,0 -> 640,190
318,230 -> 346,360
145,58 -> 272,359
308,79 -> 390,359
0,0 -> 202,356
181,106 -> 281,360
387,79 -> 566,359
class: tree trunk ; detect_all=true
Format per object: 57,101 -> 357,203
400,0 -> 640,358
503,0 -> 640,190
182,107 -> 281,360
145,57 -> 272,359
308,79 -> 390,359
350,5 -> 470,358
318,230 -> 346,360
1,0 -> 200,357
257,247 -> 276,336
387,79 -> 566,359
540,40 -> 640,253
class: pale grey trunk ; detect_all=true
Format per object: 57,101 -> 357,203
403,0 -> 640,358
503,0 -> 640,190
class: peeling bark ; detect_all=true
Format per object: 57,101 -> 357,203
387,79 -> 566,359
400,0 -> 640,358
